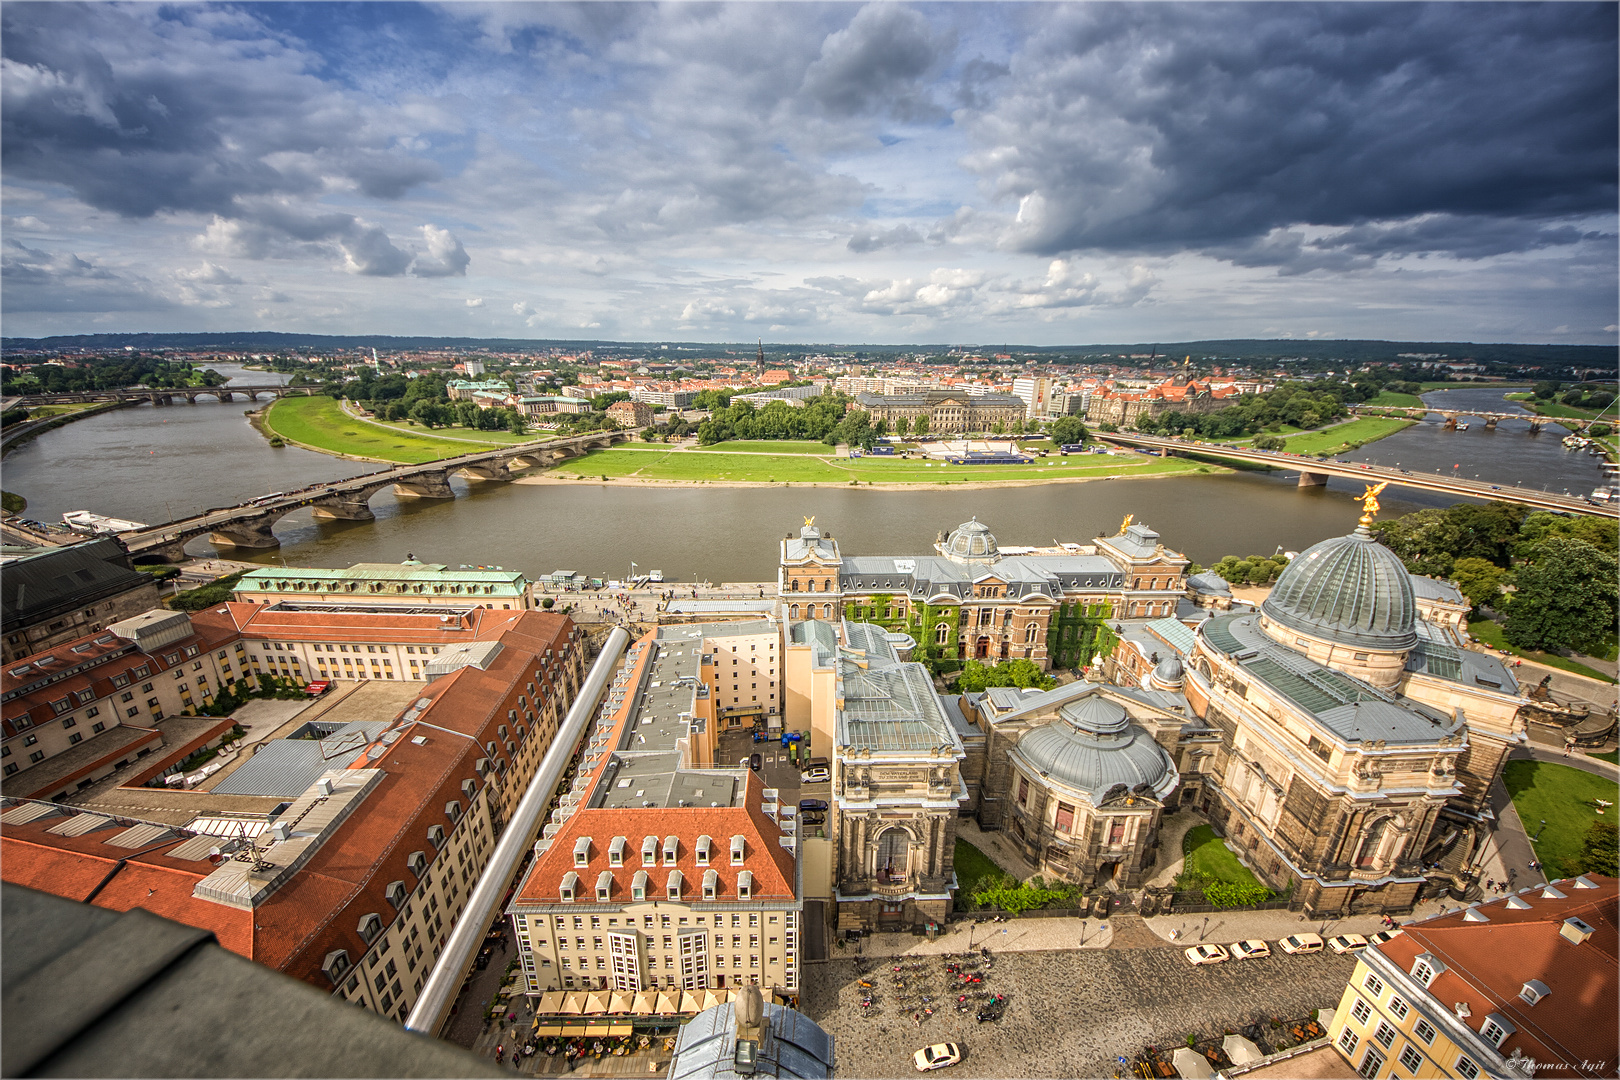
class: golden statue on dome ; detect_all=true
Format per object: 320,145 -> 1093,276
1120,513 -> 1134,534
803,516 -> 815,528
1358,482 -> 1388,527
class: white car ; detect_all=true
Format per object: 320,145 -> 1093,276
913,1043 -> 962,1072
1229,939 -> 1271,960
1328,934 -> 1369,954
1279,933 -> 1325,955
1368,928 -> 1404,947
1184,943 -> 1230,965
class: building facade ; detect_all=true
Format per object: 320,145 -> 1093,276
607,400 -> 656,430
234,559 -> 533,611
2,540 -> 162,663
851,390 -> 1025,434
1086,377 -> 1238,428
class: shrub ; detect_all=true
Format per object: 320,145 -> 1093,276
1203,881 -> 1273,908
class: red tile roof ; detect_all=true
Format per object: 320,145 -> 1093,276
1378,875 -> 1618,1075
190,602 -> 527,645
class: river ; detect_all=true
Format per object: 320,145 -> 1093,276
4,376 -> 1609,581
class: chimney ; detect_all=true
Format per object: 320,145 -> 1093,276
1560,917 -> 1595,945
318,778 -> 335,795
271,821 -> 291,841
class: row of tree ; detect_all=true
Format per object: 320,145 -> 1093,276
1123,382 -> 1352,438
0,355 -> 225,395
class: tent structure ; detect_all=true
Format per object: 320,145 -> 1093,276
630,993 -> 654,1015
1222,1035 -> 1264,1066
698,989 -> 722,1011
678,991 -> 702,1014
537,991 -> 567,1014
654,992 -> 679,1015
1171,1048 -> 1215,1080
582,992 -> 609,1015
559,993 -> 586,1015
608,992 -> 634,1014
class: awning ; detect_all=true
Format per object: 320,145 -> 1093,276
608,992 -> 634,1014
585,1022 -> 611,1036
559,993 -> 587,1015
679,991 -> 702,1014
1172,1048 -> 1215,1080
608,1023 -> 634,1037
582,992 -> 609,1015
560,1023 -> 588,1036
538,991 -> 567,1014
699,990 -> 722,1011
1222,1035 -> 1264,1065
654,992 -> 679,1014
630,993 -> 655,1015
534,1024 -> 563,1037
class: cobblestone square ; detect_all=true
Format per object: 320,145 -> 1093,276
800,944 -> 1355,1079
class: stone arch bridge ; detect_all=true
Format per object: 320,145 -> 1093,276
119,430 -> 626,561
1344,403 -> 1612,432
8,385 -> 314,407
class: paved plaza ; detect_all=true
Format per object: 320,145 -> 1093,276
800,945 -> 1355,1080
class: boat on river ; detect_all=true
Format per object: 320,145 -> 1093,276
62,510 -> 147,535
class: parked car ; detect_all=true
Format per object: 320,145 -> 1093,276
799,799 -> 829,812
1279,933 -> 1325,955
1328,934 -> 1369,954
913,1043 -> 962,1072
1228,939 -> 1271,960
304,680 -> 333,697
1368,928 -> 1404,947
749,753 -> 762,771
801,813 -> 826,826
1184,943 -> 1230,965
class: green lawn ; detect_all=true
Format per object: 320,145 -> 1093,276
1365,391 -> 1424,407
549,445 -> 1212,484
692,440 -> 835,454
1467,617 -> 1618,684
1179,825 -> 1264,888
1503,394 -> 1619,424
1282,417 -> 1415,456
1503,760 -> 1620,875
364,417 -> 546,446
265,396 -> 527,463
954,839 -> 1011,894
1590,750 -> 1619,765
24,402 -> 103,418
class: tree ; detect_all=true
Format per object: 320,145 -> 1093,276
1503,537 -> 1619,655
895,416 -> 910,437
1532,381 -> 1560,399
506,409 -> 527,435
1049,415 -> 1088,446
912,413 -> 929,437
1566,820 -> 1618,878
1449,557 -> 1508,610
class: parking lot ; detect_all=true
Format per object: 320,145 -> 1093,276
800,944 -> 1355,1079
716,726 -> 805,806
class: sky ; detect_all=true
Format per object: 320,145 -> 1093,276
2,2 -> 1616,346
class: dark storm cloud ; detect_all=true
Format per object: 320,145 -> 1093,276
969,3 -> 1617,264
799,3 -> 954,121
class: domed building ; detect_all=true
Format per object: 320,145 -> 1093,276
1178,504 -> 1529,917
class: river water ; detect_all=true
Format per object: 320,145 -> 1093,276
4,376 -> 1609,581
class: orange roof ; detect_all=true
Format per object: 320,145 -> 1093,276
1379,875 -> 1618,1074
190,603 -> 525,645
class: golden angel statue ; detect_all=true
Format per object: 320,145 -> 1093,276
1120,513 -> 1135,534
803,516 -> 815,528
1358,482 -> 1388,524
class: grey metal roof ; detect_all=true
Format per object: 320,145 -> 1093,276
1187,571 -> 1233,596
668,1002 -> 833,1080
835,622 -> 963,755
1145,617 -> 1197,655
210,723 -> 379,797
937,694 -> 981,740
1,539 -> 152,627
1409,575 -> 1466,605
1011,704 -> 1178,804
1405,638 -> 1519,693
1261,526 -> 1417,650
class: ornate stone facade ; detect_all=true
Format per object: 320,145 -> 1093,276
851,391 -> 1026,434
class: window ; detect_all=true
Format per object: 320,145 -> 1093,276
22,735 -> 37,747
1399,1046 -> 1422,1073
1479,1016 -> 1512,1047
1055,803 -> 1074,833
1350,999 -> 1372,1025
1387,996 -> 1409,1021
1454,1057 -> 1478,1080
1410,960 -> 1434,986
61,717 -> 76,729
1362,972 -> 1384,997
68,732 -> 82,745
1411,1019 -> 1435,1044
1357,1046 -> 1385,1079
1337,1029 -> 1359,1056
1372,1021 -> 1396,1049
28,751 -> 44,764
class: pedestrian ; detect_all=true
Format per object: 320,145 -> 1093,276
1485,878 -> 1495,891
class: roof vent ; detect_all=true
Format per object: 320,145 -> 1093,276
1572,875 -> 1599,889
1462,906 -> 1490,923
317,778 -> 335,796
1541,885 -> 1566,899
1504,895 -> 1531,910
1560,916 -> 1595,945
271,821 -> 291,841
1519,980 -> 1550,1006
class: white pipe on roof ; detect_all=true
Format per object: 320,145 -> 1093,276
406,625 -> 630,1035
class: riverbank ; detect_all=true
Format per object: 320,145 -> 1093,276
532,444 -> 1219,487
263,395 -> 530,463
1,399 -> 132,457
1281,416 -> 1415,456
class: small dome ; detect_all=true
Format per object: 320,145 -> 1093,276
1012,697 -> 1178,804
1151,654 -> 1185,688
942,518 -> 999,562
1261,525 -> 1416,651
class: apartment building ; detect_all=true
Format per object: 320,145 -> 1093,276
234,560 -> 532,611
1327,875 -> 1617,1078
1,610 -> 587,1026
509,627 -> 801,997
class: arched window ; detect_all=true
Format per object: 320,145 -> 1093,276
791,579 -> 801,592
823,579 -> 832,592
822,604 -> 833,618
1025,624 -> 1039,644
935,623 -> 950,645
790,604 -> 800,620
876,828 -> 909,884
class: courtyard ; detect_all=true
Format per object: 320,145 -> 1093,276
800,944 -> 1355,1079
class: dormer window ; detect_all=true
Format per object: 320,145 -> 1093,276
407,851 -> 427,876
663,835 -> 678,866
596,871 -> 614,901
385,881 -> 408,909
322,949 -> 351,984
642,836 -> 658,866
632,870 -> 649,901
666,869 -> 683,900
427,825 -> 446,848
574,836 -> 592,867
560,871 -> 579,902
357,912 -> 383,944
700,869 -> 718,900
730,836 -> 746,866
461,778 -> 478,800
1519,980 -> 1549,1006
1410,952 -> 1445,986
1479,1014 -> 1515,1048
737,870 -> 753,900
609,837 -> 627,867
696,835 -> 713,866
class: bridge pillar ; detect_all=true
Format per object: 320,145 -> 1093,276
1527,417 -> 1547,432
393,471 -> 456,499
1484,417 -> 1498,430
457,463 -> 512,482
309,495 -> 376,521
1297,471 -> 1330,488
208,521 -> 280,549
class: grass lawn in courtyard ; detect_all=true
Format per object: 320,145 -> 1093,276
1467,617 -> 1617,684
266,396 -> 517,463
1502,759 -> 1620,875
954,839 -> 1009,895
549,445 -> 1212,484
1179,825 -> 1265,889
1281,417 -> 1414,456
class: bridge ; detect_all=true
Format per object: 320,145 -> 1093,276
118,429 -> 628,561
1094,432 -> 1618,518
6,384 -> 315,407
1344,403 -> 1613,433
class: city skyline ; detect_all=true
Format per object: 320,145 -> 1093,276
3,2 -> 1616,345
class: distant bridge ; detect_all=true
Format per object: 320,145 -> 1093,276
1344,403 -> 1612,432
1094,432 -> 1617,518
119,430 -> 627,561
7,384 -> 314,407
